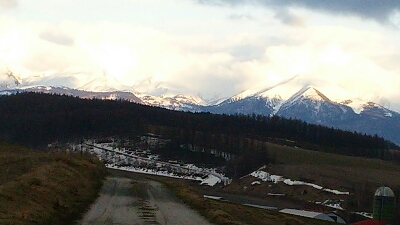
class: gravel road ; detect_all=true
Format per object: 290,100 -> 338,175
77,169 -> 213,225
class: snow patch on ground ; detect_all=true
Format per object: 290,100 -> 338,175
107,164 -> 202,181
201,175 -> 221,186
75,141 -> 231,187
250,170 -> 350,196
284,179 -> 323,190
250,171 -> 282,183
323,188 -> 349,195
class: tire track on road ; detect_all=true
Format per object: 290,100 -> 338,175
77,169 -> 213,225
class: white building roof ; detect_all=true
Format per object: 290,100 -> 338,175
279,209 -> 346,223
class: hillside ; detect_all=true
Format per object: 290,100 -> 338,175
0,143 -> 106,225
222,143 -> 400,221
0,92 -> 395,153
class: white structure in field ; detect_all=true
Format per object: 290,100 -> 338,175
279,209 -> 346,224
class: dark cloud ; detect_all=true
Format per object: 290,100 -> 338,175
197,0 -> 400,22
39,30 -> 74,47
0,0 -> 18,8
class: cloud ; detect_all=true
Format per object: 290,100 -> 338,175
0,0 -> 17,8
39,29 -> 74,46
274,9 -> 305,26
198,0 -> 400,22
228,13 -> 255,21
1,1 -> 400,111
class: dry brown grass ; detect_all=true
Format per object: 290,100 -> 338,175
265,142 -> 400,192
0,142 -> 106,225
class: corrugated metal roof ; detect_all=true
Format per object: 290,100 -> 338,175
279,209 -> 335,222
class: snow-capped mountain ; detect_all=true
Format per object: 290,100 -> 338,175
276,86 -> 355,124
203,85 -> 400,145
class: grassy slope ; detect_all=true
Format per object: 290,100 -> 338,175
265,142 -> 400,190
0,143 -> 106,225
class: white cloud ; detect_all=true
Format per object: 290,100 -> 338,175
0,1 -> 399,111
0,0 -> 17,8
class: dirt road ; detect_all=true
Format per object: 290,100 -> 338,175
77,169 -> 213,225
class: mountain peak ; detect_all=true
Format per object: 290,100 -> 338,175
285,86 -> 332,106
302,86 -> 331,102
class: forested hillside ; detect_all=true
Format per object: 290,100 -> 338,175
0,93 -> 396,160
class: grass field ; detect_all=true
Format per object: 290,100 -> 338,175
0,142 -> 106,225
265,142 -> 400,190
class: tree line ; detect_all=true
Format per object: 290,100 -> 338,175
0,93 -> 396,166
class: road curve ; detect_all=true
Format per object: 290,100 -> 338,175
77,169 -> 213,225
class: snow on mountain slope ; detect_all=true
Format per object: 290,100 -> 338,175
232,75 -> 300,102
279,86 -> 340,113
360,102 -> 397,118
286,86 -> 329,104
225,75 -> 349,116
137,93 -> 205,110
228,73 -> 395,116
276,86 -> 356,124
222,75 -> 305,115
206,96 -> 277,116
173,94 -> 207,106
340,99 -> 367,114
341,100 -> 396,117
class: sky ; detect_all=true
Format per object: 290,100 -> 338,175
1,0 -> 400,110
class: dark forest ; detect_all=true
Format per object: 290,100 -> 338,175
0,92 -> 398,177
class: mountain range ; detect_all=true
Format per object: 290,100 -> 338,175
1,72 -> 399,146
